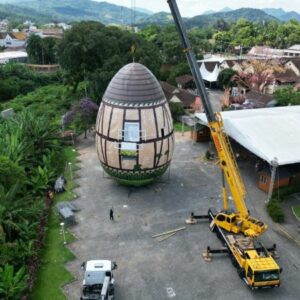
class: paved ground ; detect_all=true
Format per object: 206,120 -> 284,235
63,132 -> 300,300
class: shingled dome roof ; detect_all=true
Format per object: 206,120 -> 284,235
103,63 -> 165,104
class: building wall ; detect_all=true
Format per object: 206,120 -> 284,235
96,101 -> 174,172
258,173 -> 290,193
285,61 -> 300,76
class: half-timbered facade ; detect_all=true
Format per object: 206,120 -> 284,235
96,63 -> 174,185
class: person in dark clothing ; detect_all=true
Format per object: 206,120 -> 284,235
109,208 -> 114,221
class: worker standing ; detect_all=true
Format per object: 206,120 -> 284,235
109,207 -> 114,221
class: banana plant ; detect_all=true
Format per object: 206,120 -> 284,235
0,264 -> 27,300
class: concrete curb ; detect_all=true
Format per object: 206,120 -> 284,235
292,206 -> 300,223
275,224 -> 300,247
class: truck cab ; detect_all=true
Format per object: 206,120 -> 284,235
244,255 -> 280,289
80,260 -> 117,300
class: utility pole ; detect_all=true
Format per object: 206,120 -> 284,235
266,157 -> 279,204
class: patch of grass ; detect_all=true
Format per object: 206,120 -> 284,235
173,122 -> 190,132
293,205 -> 300,219
30,146 -> 79,300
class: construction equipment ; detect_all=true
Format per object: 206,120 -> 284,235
80,260 -> 117,300
167,0 -> 281,289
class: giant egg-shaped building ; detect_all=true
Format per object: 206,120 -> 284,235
96,63 -> 174,186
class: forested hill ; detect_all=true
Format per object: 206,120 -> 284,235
0,0 -> 149,25
137,8 -> 279,28
1,1 -> 299,27
0,3 -> 52,24
263,8 -> 300,22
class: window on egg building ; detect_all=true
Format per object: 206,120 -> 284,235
124,122 -> 140,142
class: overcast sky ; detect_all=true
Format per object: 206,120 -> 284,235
95,0 -> 300,17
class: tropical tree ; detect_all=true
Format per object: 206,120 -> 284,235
0,264 -> 27,300
274,86 -> 300,106
26,35 -> 57,64
63,97 -> 99,138
0,156 -> 25,192
167,62 -> 190,86
58,21 -> 161,93
232,60 -> 284,93
218,68 -> 237,89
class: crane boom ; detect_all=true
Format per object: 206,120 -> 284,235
167,0 -> 215,122
167,0 -> 267,236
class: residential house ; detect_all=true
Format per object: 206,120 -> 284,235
0,19 -> 8,32
57,23 -> 72,30
244,90 -> 274,108
160,81 -> 202,111
219,59 -> 245,72
274,70 -> 299,87
0,32 -> 27,48
283,45 -> 300,58
285,58 -> 300,76
41,28 -> 63,38
247,46 -> 285,59
175,74 -> 194,89
258,164 -> 300,193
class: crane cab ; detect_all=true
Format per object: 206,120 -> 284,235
214,212 -> 242,234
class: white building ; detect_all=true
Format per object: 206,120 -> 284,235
0,51 -> 28,64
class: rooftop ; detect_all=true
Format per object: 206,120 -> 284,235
175,74 -> 193,86
103,63 -> 165,104
195,106 -> 300,165
0,51 -> 27,60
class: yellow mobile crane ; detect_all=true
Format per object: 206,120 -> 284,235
167,0 -> 281,289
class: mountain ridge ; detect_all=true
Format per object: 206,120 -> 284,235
0,1 -> 299,27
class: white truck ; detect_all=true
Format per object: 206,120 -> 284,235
80,260 -> 117,300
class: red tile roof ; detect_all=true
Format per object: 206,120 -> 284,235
175,74 -> 193,86
160,81 -> 196,108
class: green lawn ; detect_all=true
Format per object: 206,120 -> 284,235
173,122 -> 190,132
30,147 -> 79,300
293,205 -> 300,219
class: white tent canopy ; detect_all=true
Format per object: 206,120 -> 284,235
199,63 -> 220,82
195,106 -> 300,165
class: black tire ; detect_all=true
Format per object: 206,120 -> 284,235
237,267 -> 245,279
229,253 -> 238,267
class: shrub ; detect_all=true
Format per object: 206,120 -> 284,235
169,102 -> 185,118
267,199 -> 285,223
205,150 -> 211,160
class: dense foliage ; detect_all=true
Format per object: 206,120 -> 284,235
0,111 -> 64,299
213,19 -> 300,51
140,18 -> 300,61
274,86 -> 300,106
0,63 -> 62,102
26,35 -> 58,65
1,83 -> 86,120
57,21 -> 161,98
217,68 -> 238,89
